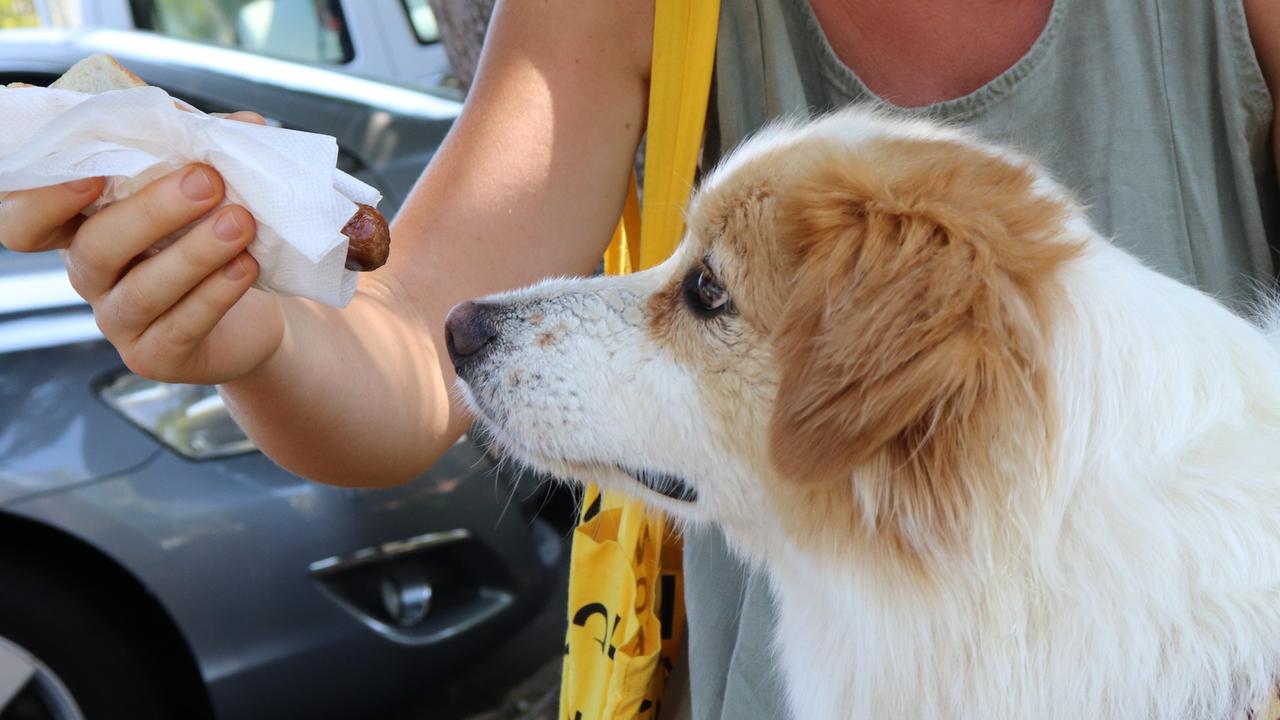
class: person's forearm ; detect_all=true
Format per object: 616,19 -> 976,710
219,273 -> 461,487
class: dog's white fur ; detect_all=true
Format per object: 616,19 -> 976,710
453,107 -> 1280,719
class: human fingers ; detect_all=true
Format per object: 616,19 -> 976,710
124,252 -> 261,381
0,177 -> 104,252
97,205 -> 256,340
213,110 -> 266,125
64,164 -> 224,302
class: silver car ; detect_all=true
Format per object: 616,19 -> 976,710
0,29 -> 569,720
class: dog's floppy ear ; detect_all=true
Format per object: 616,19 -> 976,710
767,141 -> 1075,510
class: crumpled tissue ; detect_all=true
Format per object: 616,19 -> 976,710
0,85 -> 383,307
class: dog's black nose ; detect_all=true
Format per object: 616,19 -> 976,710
445,301 -> 499,371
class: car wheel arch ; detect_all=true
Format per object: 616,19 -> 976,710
0,511 -> 214,720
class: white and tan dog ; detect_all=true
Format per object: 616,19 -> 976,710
445,107 -> 1280,720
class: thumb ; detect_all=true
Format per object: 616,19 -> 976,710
212,111 -> 267,126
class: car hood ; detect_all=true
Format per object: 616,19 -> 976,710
0,289 -> 160,503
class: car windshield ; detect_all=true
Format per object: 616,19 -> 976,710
129,0 -> 354,64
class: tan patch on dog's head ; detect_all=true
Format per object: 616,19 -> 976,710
769,136 -> 1080,559
648,127 -> 1081,564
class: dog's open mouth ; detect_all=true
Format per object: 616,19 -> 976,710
618,465 -> 698,503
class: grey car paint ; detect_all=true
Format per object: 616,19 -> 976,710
2,376 -> 563,717
0,29 -> 567,720
0,341 -> 158,497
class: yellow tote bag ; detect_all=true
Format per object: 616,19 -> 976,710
560,2 -> 719,718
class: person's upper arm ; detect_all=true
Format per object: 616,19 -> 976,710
384,0 -> 654,324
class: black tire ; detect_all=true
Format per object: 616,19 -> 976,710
0,557 -> 181,720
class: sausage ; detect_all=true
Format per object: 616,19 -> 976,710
341,203 -> 391,272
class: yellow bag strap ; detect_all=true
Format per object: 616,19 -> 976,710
563,2 -> 719,719
604,1 -> 720,275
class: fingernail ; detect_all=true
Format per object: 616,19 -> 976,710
214,210 -> 243,242
66,177 -> 98,193
180,166 -> 216,202
224,255 -> 248,280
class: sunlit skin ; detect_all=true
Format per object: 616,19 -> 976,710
1,0 -> 1279,488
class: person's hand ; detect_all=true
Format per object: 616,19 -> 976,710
0,111 -> 285,385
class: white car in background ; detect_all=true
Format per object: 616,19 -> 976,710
28,0 -> 454,91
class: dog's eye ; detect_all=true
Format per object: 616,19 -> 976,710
683,265 -> 732,318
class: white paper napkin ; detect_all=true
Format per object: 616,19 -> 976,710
0,85 -> 383,307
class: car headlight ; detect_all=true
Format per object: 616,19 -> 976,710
98,372 -> 256,460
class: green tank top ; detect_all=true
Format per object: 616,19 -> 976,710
684,1 -> 1278,718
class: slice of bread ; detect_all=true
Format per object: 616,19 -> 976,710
4,82 -> 36,89
49,53 -> 146,93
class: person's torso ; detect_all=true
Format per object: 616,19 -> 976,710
707,0 -> 1277,305
809,0 -> 1055,108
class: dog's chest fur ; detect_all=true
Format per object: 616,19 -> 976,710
759,541 -> 1280,720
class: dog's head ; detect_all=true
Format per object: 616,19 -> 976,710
449,108 -> 1082,564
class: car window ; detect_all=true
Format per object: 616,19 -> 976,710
399,0 -> 440,44
129,0 -> 354,64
